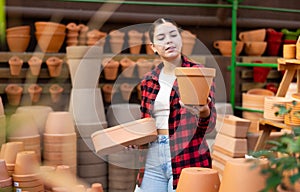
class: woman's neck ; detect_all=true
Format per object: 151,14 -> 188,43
162,56 -> 182,75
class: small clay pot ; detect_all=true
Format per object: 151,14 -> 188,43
5,84 -> 23,106
136,58 -> 153,79
8,56 -> 23,76
27,84 -> 43,103
35,32 -> 66,53
119,83 -> 134,101
102,58 -> 120,80
120,57 -> 136,78
44,112 -> 75,134
3,142 -> 24,165
102,84 -> 115,103
7,113 -> 39,138
49,84 -> 64,103
46,56 -> 63,77
28,56 -> 42,76
14,151 -> 40,175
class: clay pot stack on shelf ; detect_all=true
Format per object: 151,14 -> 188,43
49,84 -> 64,103
43,111 -> 77,174
46,56 -> 63,77
6,25 -> 31,52
213,40 -> 244,56
119,83 -> 135,102
127,29 -> 143,54
239,28 -> 267,56
211,115 -> 251,178
0,159 -> 13,191
66,22 -> 80,46
34,21 -> 66,53
181,30 -> 197,56
109,30 -> 125,54
7,113 -> 42,162
102,84 -> 116,104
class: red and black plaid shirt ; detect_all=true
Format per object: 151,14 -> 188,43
136,56 -> 217,189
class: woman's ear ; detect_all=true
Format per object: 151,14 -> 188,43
151,43 -> 157,53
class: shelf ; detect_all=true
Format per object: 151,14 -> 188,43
236,62 -> 278,68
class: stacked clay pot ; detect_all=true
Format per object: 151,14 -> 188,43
78,24 -> 89,45
119,83 -> 135,102
2,142 -> 24,176
34,21 -> 66,53
6,25 -> 31,52
66,22 -> 80,46
7,113 -> 41,162
0,159 -> 13,192
127,30 -> 143,54
102,57 -> 120,81
239,28 -> 267,56
13,151 -> 44,192
87,29 -> 107,46
43,112 -> 77,174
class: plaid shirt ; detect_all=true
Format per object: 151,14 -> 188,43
136,56 -> 217,189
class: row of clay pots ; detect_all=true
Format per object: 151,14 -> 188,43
8,55 -> 63,77
5,83 -> 64,106
101,83 -> 140,103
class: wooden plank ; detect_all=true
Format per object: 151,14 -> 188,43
276,69 -> 296,97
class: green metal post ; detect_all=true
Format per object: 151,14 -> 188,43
0,0 -> 5,47
230,0 -> 238,111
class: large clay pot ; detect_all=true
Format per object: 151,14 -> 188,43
3,141 -> 24,165
219,158 -> 268,192
14,151 -> 40,175
35,32 -> 65,53
7,113 -> 39,138
176,167 -> 220,192
35,21 -> 66,34
5,84 -> 23,106
6,25 -> 30,35
244,41 -> 267,56
6,35 -> 30,52
175,67 -> 216,105
8,55 -> 23,76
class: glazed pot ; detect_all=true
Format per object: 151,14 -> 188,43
175,67 -> 216,105
28,56 -> 43,76
46,56 -> 63,77
8,55 -> 23,76
5,84 -> 23,106
176,167 -> 220,192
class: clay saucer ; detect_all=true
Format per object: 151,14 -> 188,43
91,118 -> 157,155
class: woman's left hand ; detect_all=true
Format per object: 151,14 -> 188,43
179,97 -> 211,118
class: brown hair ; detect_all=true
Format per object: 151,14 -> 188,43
148,18 -> 179,43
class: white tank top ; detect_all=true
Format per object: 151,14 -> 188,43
153,70 -> 176,129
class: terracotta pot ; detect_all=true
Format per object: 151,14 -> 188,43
213,40 -> 244,56
7,113 -> 39,138
128,40 -> 143,54
14,151 -> 40,175
136,58 -> 153,79
181,30 -> 196,55
239,28 -> 266,41
102,84 -> 116,103
35,32 -> 65,53
244,41 -> 267,56
120,57 -> 136,78
28,56 -> 43,76
144,32 -> 155,55
27,84 -> 43,103
91,118 -> 157,155
66,45 -> 102,59
46,56 -> 63,77
45,111 -> 75,134
49,84 -> 64,103
0,159 -> 10,181
3,142 -> 24,165
6,25 -> 30,35
283,44 -> 296,59
66,22 -> 79,32
8,55 -> 23,76
6,34 -> 31,52
102,57 -> 120,80
35,21 -> 66,34
5,84 -> 23,106
91,183 -> 104,192
176,167 -> 220,192
219,158 -> 268,192
175,67 -> 216,105
119,83 -> 134,101
109,39 -> 124,54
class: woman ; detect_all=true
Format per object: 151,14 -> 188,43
134,18 -> 216,192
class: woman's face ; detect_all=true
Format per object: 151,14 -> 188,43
152,22 -> 182,60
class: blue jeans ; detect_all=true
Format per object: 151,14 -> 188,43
134,135 -> 176,192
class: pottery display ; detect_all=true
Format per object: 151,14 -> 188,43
87,29 -> 107,46
102,57 -> 120,80
91,118 -> 157,155
5,84 -> 23,106
239,28 -> 266,42
28,56 -> 43,76
35,32 -> 65,53
49,84 -> 64,103
244,41 -> 267,56
78,24 -> 89,45
214,133 -> 248,157
213,40 -> 244,56
14,151 -> 40,175
264,96 -> 292,121
46,56 -> 63,77
266,28 -> 283,56
8,55 -> 23,76
45,111 -> 75,134
66,45 -> 102,59
6,34 -> 30,52
27,84 -> 43,103
109,30 -> 125,54
66,22 -> 80,46
181,30 -> 196,55
175,67 -> 216,105
120,57 -> 136,78
7,113 -> 39,138
3,142 -> 24,166
176,167 -> 220,192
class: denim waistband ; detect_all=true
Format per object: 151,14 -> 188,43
153,135 -> 169,144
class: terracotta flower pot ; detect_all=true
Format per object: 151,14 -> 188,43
102,58 -> 120,80
28,56 -> 43,76
14,151 -> 40,175
8,55 -> 23,76
7,113 -> 39,138
120,57 -> 136,78
6,35 -> 31,52
176,167 -> 220,192
91,183 -> 104,192
3,141 -> 24,165
45,111 -> 75,134
219,158 -> 268,192
49,84 -> 64,103
239,28 -> 266,42
78,24 -> 89,45
175,67 -> 216,105
46,56 -> 63,77
213,40 -> 244,56
128,30 -> 143,54
244,41 -> 267,56
35,32 -> 65,53
6,25 -> 30,35
136,58 -> 153,79
27,84 -> 43,103
119,83 -> 134,101
102,84 -> 116,103
5,84 -> 23,106
35,21 -> 66,34
109,39 -> 124,54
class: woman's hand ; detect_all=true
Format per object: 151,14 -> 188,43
179,97 -> 211,118
125,145 -> 138,150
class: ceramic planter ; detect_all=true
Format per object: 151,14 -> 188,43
66,45 -> 102,59
3,142 -> 24,166
28,56 -> 42,76
213,40 -> 244,56
14,151 -> 40,175
120,57 -> 136,78
128,29 -> 143,54
44,111 -> 75,134
8,55 -> 23,76
27,84 -> 43,103
239,28 -> 266,41
91,118 -> 157,155
102,57 -> 120,80
49,84 -> 64,103
0,159 -> 10,181
46,56 -> 63,77
176,167 -> 220,192
119,83 -> 134,101
175,67 -> 216,105
5,84 -> 23,106
263,96 -> 292,121
219,158 -> 268,192
6,35 -> 30,52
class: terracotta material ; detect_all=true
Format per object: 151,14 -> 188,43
244,41 -> 267,56
128,30 -> 143,54
176,167 -> 220,192
211,148 -> 236,165
91,118 -> 157,155
214,133 -> 248,157
219,158 -> 268,192
49,84 -> 64,103
136,83 -> 141,101
136,58 -> 153,79
3,142 -> 24,165
175,67 -> 216,105
109,30 -> 125,54
6,25 -> 30,35
213,40 -> 244,56
8,55 -> 23,76
78,24 -> 89,45
35,32 -> 65,53
239,28 -> 266,41
144,32 -> 155,55
14,151 -> 39,175
120,57 -> 136,78
181,30 -> 196,55
28,56 -> 43,76
119,83 -> 134,101
102,57 -> 120,80
66,22 -> 80,46
218,115 -> 251,138
34,21 -> 66,34
46,56 -> 63,77
87,29 -> 107,46
43,133 -> 76,144
102,84 -> 116,103
6,35 -> 30,52
91,183 -> 104,192
283,44 -> 296,59
66,45 -> 102,59
45,111 -> 75,134
28,84 -> 43,103
5,84 -> 23,106
0,159 -> 10,181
